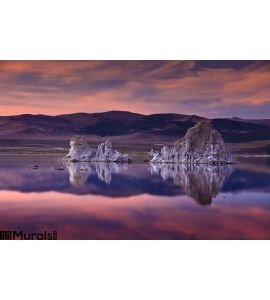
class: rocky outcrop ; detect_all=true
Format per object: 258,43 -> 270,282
94,140 -> 131,163
65,137 -> 132,163
149,163 -> 235,205
148,121 -> 235,164
66,136 -> 94,162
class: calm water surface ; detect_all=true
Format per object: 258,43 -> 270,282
0,155 -> 270,239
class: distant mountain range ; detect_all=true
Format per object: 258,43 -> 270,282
0,111 -> 270,143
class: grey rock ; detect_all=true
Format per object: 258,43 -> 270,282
148,121 -> 235,164
65,137 -> 132,163
65,136 -> 94,162
93,140 -> 132,163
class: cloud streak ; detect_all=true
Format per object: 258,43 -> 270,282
0,60 -> 269,118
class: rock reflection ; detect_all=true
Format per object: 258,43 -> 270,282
149,163 -> 235,205
65,162 -> 129,186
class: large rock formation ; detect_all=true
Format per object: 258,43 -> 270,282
148,121 -> 235,164
65,137 -> 132,163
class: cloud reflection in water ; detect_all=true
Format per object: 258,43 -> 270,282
0,156 -> 270,239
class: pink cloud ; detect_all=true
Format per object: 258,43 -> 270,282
0,61 -> 269,117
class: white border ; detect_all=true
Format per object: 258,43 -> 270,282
1,1 -> 270,299
1,241 -> 270,300
0,0 -> 269,59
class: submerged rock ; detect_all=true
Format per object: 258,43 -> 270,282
65,137 -> 132,163
52,167 -> 65,171
148,121 -> 235,164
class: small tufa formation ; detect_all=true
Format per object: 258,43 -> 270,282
66,136 -> 94,162
94,140 -> 131,163
65,137 -> 132,163
148,121 -> 235,164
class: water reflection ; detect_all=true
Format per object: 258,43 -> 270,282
65,162 -> 128,186
149,163 -> 235,205
0,155 -> 270,203
65,162 -> 235,204
0,156 -> 270,239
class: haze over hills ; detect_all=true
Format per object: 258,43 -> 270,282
231,117 -> 270,126
0,110 -> 270,143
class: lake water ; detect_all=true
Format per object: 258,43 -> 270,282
0,155 -> 270,239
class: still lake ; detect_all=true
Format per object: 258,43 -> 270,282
0,154 -> 270,239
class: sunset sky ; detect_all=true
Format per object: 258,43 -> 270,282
0,60 -> 269,118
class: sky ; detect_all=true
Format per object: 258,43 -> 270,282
0,60 -> 269,118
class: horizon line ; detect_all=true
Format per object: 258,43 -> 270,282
0,110 -> 268,120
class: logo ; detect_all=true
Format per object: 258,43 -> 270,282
0,230 -> 58,240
